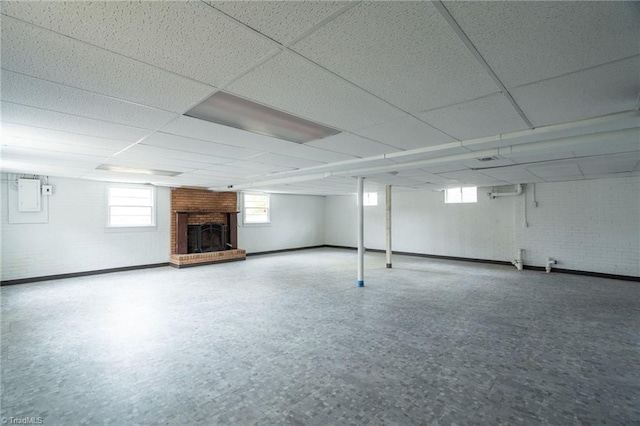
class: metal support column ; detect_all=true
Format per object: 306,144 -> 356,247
357,176 -> 364,287
385,185 -> 392,268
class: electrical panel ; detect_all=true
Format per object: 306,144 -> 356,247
18,179 -> 41,212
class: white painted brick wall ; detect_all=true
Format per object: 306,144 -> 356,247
325,188 -> 516,262
515,176 -> 639,276
238,194 -> 325,253
1,176 -> 170,281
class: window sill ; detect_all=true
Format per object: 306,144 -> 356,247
105,225 -> 158,233
241,222 -> 271,228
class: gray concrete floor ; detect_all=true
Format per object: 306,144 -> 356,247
1,248 -> 638,425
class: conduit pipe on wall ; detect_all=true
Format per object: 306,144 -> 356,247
512,249 -> 524,271
488,184 -> 523,199
546,258 -> 557,273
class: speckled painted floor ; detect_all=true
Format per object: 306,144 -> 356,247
1,248 -> 639,425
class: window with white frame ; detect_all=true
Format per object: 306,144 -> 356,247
444,187 -> 477,204
107,185 -> 155,226
243,193 -> 270,224
363,192 -> 378,206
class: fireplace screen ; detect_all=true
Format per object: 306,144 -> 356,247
187,223 -> 228,253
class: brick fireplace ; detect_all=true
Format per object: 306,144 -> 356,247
169,188 -> 246,268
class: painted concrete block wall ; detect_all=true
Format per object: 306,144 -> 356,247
238,193 -> 325,254
1,176 -> 170,281
324,188 -> 516,262
515,176 -> 639,276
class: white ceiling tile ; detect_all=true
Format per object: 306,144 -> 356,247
164,174 -> 229,186
306,133 -> 398,158
0,146 -> 104,167
292,2 -> 498,113
226,51 -> 405,131
1,123 -> 131,151
0,16 -> 214,112
248,153 -> 326,169
124,144 -> 235,166
222,160 -> 295,174
100,156 -> 200,174
160,116 -> 357,163
526,162 -> 583,178
437,169 -> 508,186
577,153 -> 640,175
278,144 -> 358,164
396,169 -> 463,185
412,173 -> 461,185
511,57 -> 640,127
207,1 -> 348,45
144,132 -> 261,160
477,168 -> 544,184
1,1 -> 277,88
417,93 -> 529,140
0,156 -> 92,178
420,162 -> 468,175
1,102 -> 151,142
507,151 -> 576,164
80,170 -> 189,186
354,116 -> 455,150
401,183 -> 443,192
1,71 -> 178,129
445,1 -> 640,87
1,135 -> 118,158
461,157 -> 516,169
190,165 -> 254,178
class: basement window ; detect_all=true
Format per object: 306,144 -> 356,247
445,187 -> 477,204
363,192 -> 378,206
243,193 -> 270,225
107,185 -> 156,227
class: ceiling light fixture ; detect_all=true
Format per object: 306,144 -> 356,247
96,164 -> 181,177
184,91 -> 341,144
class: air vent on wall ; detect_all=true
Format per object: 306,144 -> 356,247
184,91 -> 341,144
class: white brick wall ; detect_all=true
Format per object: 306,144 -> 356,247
325,187 -> 516,262
515,176 -> 639,276
238,193 -> 325,253
325,177 -> 639,277
2,174 -> 636,280
1,176 -> 170,281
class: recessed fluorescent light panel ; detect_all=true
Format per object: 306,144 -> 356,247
97,164 -> 181,177
184,91 -> 340,144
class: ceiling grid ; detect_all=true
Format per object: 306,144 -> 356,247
0,1 -> 637,194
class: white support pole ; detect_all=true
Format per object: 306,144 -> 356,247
357,176 -> 364,287
385,185 -> 392,268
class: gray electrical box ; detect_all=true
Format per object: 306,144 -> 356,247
18,179 -> 41,212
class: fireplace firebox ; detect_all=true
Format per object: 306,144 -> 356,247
187,222 -> 228,253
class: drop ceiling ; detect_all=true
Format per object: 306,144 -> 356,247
1,1 -> 638,195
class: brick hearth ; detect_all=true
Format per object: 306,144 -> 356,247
170,249 -> 246,268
